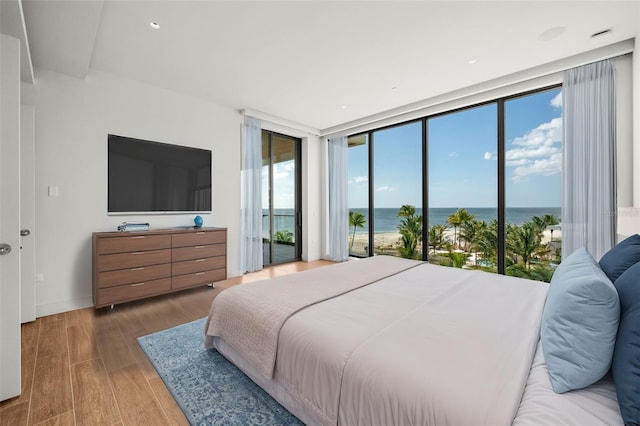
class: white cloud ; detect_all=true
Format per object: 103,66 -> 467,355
449,152 -> 458,158
506,145 -> 561,161
376,185 -> 397,192
550,92 -> 562,108
510,117 -> 562,148
349,175 -> 368,184
505,158 -> 530,167
506,116 -> 562,182
484,152 -> 495,160
272,161 -> 295,180
511,152 -> 562,182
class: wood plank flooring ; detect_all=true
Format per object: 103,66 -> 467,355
0,260 -> 333,426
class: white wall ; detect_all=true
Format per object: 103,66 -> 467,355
301,134 -> 322,261
21,68 -> 242,316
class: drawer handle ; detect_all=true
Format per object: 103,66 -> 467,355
195,272 -> 206,276
131,267 -> 145,271
131,251 -> 145,255
196,232 -> 206,235
194,259 -> 206,263
131,236 -> 145,239
194,245 -> 205,249
130,282 -> 145,287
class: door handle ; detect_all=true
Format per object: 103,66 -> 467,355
20,229 -> 30,237
0,244 -> 11,255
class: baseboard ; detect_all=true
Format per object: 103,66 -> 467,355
36,296 -> 94,318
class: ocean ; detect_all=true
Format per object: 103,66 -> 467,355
264,207 -> 561,236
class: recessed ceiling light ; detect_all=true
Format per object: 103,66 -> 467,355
591,28 -> 612,39
539,26 -> 566,41
341,105 -> 347,110
468,59 -> 477,65
150,22 -> 160,29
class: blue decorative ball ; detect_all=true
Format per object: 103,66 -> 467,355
194,215 -> 203,228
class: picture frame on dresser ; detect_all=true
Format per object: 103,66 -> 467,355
92,227 -> 227,308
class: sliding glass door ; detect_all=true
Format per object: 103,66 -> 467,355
262,130 -> 301,265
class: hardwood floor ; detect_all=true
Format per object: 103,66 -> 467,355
0,259 -> 333,426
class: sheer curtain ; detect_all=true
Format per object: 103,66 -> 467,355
240,115 -> 263,273
327,135 -> 349,261
562,59 -> 616,260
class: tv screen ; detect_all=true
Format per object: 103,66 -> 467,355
108,134 -> 211,213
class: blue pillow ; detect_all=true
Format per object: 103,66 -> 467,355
599,234 -> 640,282
612,261 -> 640,425
541,248 -> 620,393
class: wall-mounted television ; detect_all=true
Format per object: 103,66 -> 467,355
108,134 -> 211,214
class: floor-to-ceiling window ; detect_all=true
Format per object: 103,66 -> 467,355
504,87 -> 562,281
262,130 -> 301,265
428,104 -> 498,270
372,121 -> 423,258
344,85 -> 561,282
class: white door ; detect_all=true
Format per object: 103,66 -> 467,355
20,105 -> 35,323
0,34 -> 22,401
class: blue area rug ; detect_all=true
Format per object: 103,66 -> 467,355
137,318 -> 303,425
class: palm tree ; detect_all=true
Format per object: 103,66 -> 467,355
509,221 -> 542,269
460,219 -> 487,266
428,224 -> 449,255
397,205 -> 423,259
531,215 -> 547,233
447,211 -> 462,249
476,219 -> 498,268
349,211 -> 366,251
531,213 -> 560,241
448,208 -> 475,249
543,213 -> 560,226
448,251 -> 469,268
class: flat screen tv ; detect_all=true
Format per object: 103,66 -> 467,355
108,134 -> 211,214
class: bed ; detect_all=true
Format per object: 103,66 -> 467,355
204,256 -> 624,425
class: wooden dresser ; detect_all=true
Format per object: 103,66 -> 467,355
92,227 -> 226,308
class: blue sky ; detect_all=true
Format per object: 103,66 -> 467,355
348,88 -> 562,208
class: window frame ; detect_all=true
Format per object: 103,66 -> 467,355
347,84 -> 562,276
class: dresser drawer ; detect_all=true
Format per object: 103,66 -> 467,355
172,231 -> 225,248
96,277 -> 171,306
172,244 -> 225,262
97,234 -> 171,254
172,256 -> 225,276
97,263 -> 171,289
171,269 -> 226,290
97,249 -> 171,272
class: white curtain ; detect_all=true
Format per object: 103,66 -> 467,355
240,115 -> 263,273
562,59 -> 616,260
328,136 -> 349,261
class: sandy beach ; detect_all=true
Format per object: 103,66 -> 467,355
348,227 -> 562,256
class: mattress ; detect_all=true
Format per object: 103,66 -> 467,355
513,342 -> 622,426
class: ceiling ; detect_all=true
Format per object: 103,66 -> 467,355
17,0 -> 640,131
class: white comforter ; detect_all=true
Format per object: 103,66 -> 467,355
206,257 -> 550,425
205,256 -> 420,379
